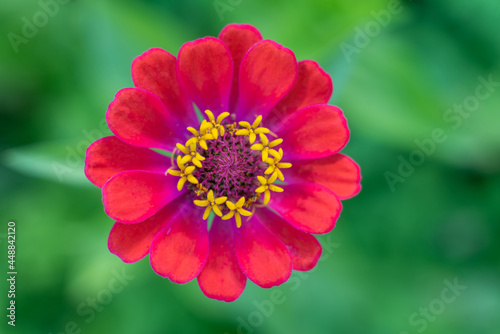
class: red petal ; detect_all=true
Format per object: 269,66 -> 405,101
177,37 -> 233,114
237,40 -> 297,121
106,88 -> 183,150
102,171 -> 181,223
265,60 -> 333,130
277,104 -> 349,160
108,196 -> 187,263
84,136 -> 170,188
269,183 -> 341,234
150,202 -> 208,283
197,217 -> 246,302
256,208 -> 322,271
131,48 -> 198,126
234,216 -> 292,288
218,24 -> 262,114
283,153 -> 361,200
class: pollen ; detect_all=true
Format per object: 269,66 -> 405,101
195,183 -> 208,196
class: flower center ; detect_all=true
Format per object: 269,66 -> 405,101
167,110 -> 291,227
189,131 -> 264,201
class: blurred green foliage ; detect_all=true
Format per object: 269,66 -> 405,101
1,0 -> 499,333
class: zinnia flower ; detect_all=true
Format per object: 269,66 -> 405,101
85,24 -> 361,302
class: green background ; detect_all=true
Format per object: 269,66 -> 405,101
1,0 -> 499,333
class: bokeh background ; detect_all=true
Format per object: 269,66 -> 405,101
1,0 -> 500,333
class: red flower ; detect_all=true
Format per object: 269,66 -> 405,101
85,24 -> 361,302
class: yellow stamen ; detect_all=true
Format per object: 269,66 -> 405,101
202,110 -> 230,139
225,122 -> 238,135
222,197 -> 252,228
255,173 -> 283,205
236,115 -> 270,144
250,133 -> 283,161
244,194 -> 258,208
166,155 -> 199,191
176,142 -> 205,168
193,190 -> 227,220
264,148 -> 291,182
186,126 -> 213,150
195,183 -> 208,196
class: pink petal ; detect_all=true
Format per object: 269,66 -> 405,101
177,37 -> 233,114
283,153 -> 361,200
131,48 -> 198,126
108,196 -> 187,263
150,202 -> 208,283
197,217 -> 246,302
218,24 -> 262,114
234,216 -> 292,288
102,171 -> 181,223
265,60 -> 333,130
106,88 -> 183,150
237,40 -> 297,121
269,183 -> 341,234
84,136 -> 170,188
256,208 -> 322,271
277,104 -> 349,160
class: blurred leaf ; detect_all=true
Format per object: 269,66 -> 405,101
1,139 -> 91,187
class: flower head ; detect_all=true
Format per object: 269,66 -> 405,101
85,24 -> 361,302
